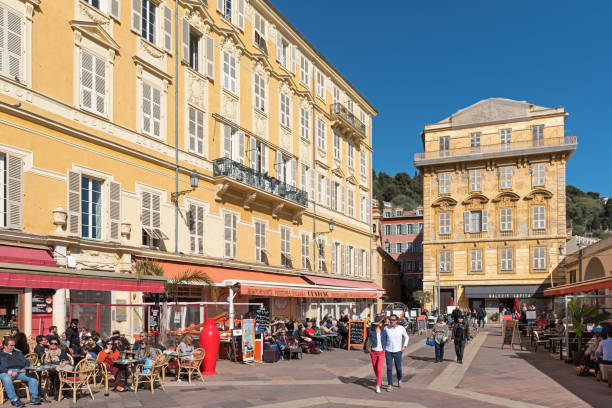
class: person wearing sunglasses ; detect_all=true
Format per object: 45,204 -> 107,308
43,340 -> 71,399
384,314 -> 409,392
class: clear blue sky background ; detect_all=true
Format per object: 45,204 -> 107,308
272,1 -> 612,195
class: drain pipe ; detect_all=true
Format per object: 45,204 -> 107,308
173,0 -> 180,254
312,62 -> 317,272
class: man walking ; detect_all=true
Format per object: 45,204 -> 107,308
384,314 -> 409,391
452,315 -> 469,364
477,305 -> 485,328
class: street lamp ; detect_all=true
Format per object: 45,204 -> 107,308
171,169 -> 199,203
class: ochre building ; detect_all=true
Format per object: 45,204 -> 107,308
0,0 -> 379,336
414,98 -> 576,315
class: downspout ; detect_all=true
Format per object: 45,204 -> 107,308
312,62 -> 317,273
174,0 -> 180,254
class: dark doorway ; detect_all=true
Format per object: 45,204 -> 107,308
440,289 -> 454,311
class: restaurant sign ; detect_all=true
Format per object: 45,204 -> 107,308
240,286 -> 379,299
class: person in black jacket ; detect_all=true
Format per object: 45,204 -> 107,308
64,319 -> 81,355
0,337 -> 41,406
33,336 -> 48,358
452,316 -> 469,364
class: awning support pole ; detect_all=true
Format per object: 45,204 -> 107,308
229,286 -> 235,330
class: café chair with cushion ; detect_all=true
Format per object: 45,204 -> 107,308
58,358 -> 96,403
176,348 -> 205,384
133,358 -> 165,394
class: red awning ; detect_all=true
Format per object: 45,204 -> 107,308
543,276 -> 612,297
304,275 -> 386,293
0,245 -> 56,267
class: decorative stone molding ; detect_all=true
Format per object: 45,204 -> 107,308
187,69 -> 208,111
221,35 -> 243,59
185,9 -> 211,36
79,1 -> 112,32
293,209 -> 305,225
221,91 -> 239,123
299,142 -> 311,166
280,126 -> 292,151
120,221 -> 131,240
139,37 -> 165,59
279,80 -> 294,97
52,206 -> 67,234
215,182 -> 230,201
272,202 -> 285,219
253,60 -> 270,80
254,110 -> 267,138
300,96 -> 313,110
243,192 -> 257,210
245,0 -> 255,20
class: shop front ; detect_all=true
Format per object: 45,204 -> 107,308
463,283 -> 551,317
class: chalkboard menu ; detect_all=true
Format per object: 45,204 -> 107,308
348,320 -> 365,350
148,306 -> 161,333
417,316 -> 426,333
255,306 -> 270,333
502,320 -> 521,349
32,290 -> 54,315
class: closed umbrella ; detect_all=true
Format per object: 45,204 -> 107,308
450,297 -> 455,306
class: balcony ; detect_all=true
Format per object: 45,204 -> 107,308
213,157 -> 308,220
414,136 -> 577,167
330,103 -> 366,141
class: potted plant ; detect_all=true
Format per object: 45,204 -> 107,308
567,295 -> 610,364
413,290 -> 432,309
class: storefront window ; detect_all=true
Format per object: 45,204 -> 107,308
0,293 -> 19,334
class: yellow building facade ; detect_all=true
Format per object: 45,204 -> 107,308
0,0 -> 379,337
414,98 -> 576,314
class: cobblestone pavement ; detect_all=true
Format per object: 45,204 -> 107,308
27,327 -> 610,408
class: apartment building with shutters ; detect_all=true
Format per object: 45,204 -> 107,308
0,0 -> 379,336
414,98 -> 576,315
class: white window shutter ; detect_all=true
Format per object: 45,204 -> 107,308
276,31 -> 282,63
206,36 -> 215,79
482,209 -> 488,232
6,10 -> 22,81
141,191 -> 151,228
261,145 -> 267,172
181,18 -> 189,63
109,181 -> 121,240
326,177 -> 330,207
67,170 -> 81,235
151,194 -> 161,232
309,169 -> 314,200
223,125 -> 232,159
6,154 -> 22,229
80,51 -> 93,111
233,131 -> 245,164
464,211 -> 470,233
340,185 -> 345,213
217,0 -> 223,13
237,0 -> 245,30
331,243 -> 336,273
290,45 -> 296,74
290,158 -> 297,187
110,0 -> 121,21
163,5 -> 172,53
131,0 -> 142,34
276,150 -> 282,178
250,136 -> 257,168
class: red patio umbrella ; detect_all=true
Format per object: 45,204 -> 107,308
450,297 -> 455,306
512,297 -> 520,314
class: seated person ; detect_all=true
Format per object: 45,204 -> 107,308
535,314 -> 547,330
178,335 -> 194,359
135,340 -> 157,364
42,339 -> 71,397
83,336 -> 102,359
304,321 -> 328,350
97,340 -> 124,392
45,326 -> 59,344
111,331 -> 130,351
295,325 -> 314,351
33,336 -> 48,359
132,332 -> 149,350
276,329 -> 296,360
0,337 -> 41,406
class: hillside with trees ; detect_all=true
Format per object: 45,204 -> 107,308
372,170 -> 611,238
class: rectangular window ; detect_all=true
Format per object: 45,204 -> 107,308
360,150 -> 366,176
347,142 -> 354,169
317,173 -> 324,205
300,164 -> 308,198
189,30 -> 201,72
470,132 -> 481,149
384,241 -> 391,252
81,176 -> 102,239
346,246 -> 353,275
501,247 -> 513,271
533,206 -> 546,230
439,212 -> 451,235
0,6 -> 23,82
500,207 -> 513,231
439,136 -> 450,151
254,73 -> 266,112
188,203 -> 204,254
224,213 -> 237,258
316,70 -> 324,99
395,224 -> 402,235
499,166 -> 512,189
300,55 -> 309,85
469,169 -> 481,192
333,131 -> 341,160
281,227 -> 291,267
532,124 -> 544,145
253,12 -> 267,53
317,118 -> 326,151
222,0 -> 232,21
142,83 -> 161,138
254,221 -> 265,262
222,51 -> 237,94
439,251 -> 451,273
347,187 -> 354,217
439,172 -> 450,194
85,0 -> 100,9
276,33 -> 288,69
301,234 -> 310,269
532,163 -> 545,186
464,210 -> 488,233
384,225 -> 392,235
406,223 -> 414,234
141,191 -> 162,247
361,197 -> 368,222
470,249 -> 482,271
280,93 -> 291,127
500,128 -> 512,145
300,107 -> 310,141
318,239 -> 325,271
332,242 -> 341,274
396,243 -> 402,253
80,50 -> 106,116
359,249 -> 365,277
188,106 -> 205,155
533,247 -> 546,270
142,0 -> 156,43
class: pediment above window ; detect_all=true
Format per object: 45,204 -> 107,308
346,175 -> 358,185
184,4 -> 213,35
524,188 -> 553,202
71,20 -> 120,53
492,191 -> 520,203
462,193 -> 489,205
253,58 -> 272,79
432,197 -> 458,209
220,29 -> 246,57
332,166 -> 345,179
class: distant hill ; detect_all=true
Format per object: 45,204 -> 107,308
372,170 -> 611,238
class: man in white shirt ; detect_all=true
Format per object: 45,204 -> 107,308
384,314 -> 409,391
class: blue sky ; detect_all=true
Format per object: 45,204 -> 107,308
272,1 -> 612,195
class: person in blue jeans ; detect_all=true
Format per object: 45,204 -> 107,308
429,317 -> 450,362
384,314 -> 409,391
0,337 -> 41,407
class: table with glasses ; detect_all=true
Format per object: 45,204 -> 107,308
25,364 -> 58,399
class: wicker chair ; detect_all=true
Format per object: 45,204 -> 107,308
152,348 -> 169,381
24,353 -> 39,366
90,360 -> 114,394
176,348 -> 205,384
133,358 -> 166,394
58,358 -> 96,403
0,376 -> 31,404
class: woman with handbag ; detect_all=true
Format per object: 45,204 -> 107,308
429,317 -> 450,363
364,321 -> 387,393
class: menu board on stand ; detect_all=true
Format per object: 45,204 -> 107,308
255,306 -> 270,334
348,320 -> 365,350
148,306 -> 161,333
242,319 -> 255,363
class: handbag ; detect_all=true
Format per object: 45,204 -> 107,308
363,335 -> 372,353
425,337 -> 435,347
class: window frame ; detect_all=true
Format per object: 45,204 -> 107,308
439,250 -> 451,273
280,226 -> 291,267
253,72 -> 266,113
188,202 -> 205,254
439,172 -> 450,194
301,233 -> 310,269
470,249 -> 482,272
254,220 -> 266,263
317,117 -> 326,151
500,128 -> 512,145
469,169 -> 482,192
499,166 -> 512,189
188,105 -> 205,156
532,163 -> 546,187
141,81 -> 162,139
300,106 -> 310,141
333,131 -> 341,161
80,175 -> 103,240
500,207 -> 513,231
347,141 -> 354,169
222,50 -> 237,95
500,247 -> 514,271
280,92 -> 291,128
533,246 -> 546,270
141,0 -> 157,44
532,205 -> 546,230
360,150 -> 366,176
224,212 -> 237,259
439,212 -> 451,235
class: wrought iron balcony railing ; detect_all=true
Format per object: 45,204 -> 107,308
330,103 -> 366,137
213,157 -> 308,206
414,136 -> 577,163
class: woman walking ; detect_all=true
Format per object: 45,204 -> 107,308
366,321 -> 387,393
429,317 -> 449,362
452,315 -> 469,364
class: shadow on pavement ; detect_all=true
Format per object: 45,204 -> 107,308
338,374 -> 415,390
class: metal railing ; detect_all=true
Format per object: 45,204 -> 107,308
330,103 -> 366,136
414,136 -> 577,161
213,157 -> 308,206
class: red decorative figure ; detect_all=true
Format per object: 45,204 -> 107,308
200,317 -> 220,375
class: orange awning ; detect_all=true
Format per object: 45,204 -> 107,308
543,276 -> 612,296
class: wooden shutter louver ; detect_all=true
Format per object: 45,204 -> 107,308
6,154 -> 22,229
5,10 -> 21,81
151,193 -> 161,229
181,18 -> 189,63
80,51 -> 93,111
237,0 -> 244,30
163,5 -> 173,54
141,191 -> 151,228
464,211 -> 470,233
189,204 -> 196,253
67,171 -> 81,235
249,136 -> 256,169
110,0 -> 121,21
109,181 -> 121,240
206,36 -> 215,79
131,0 -> 142,34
